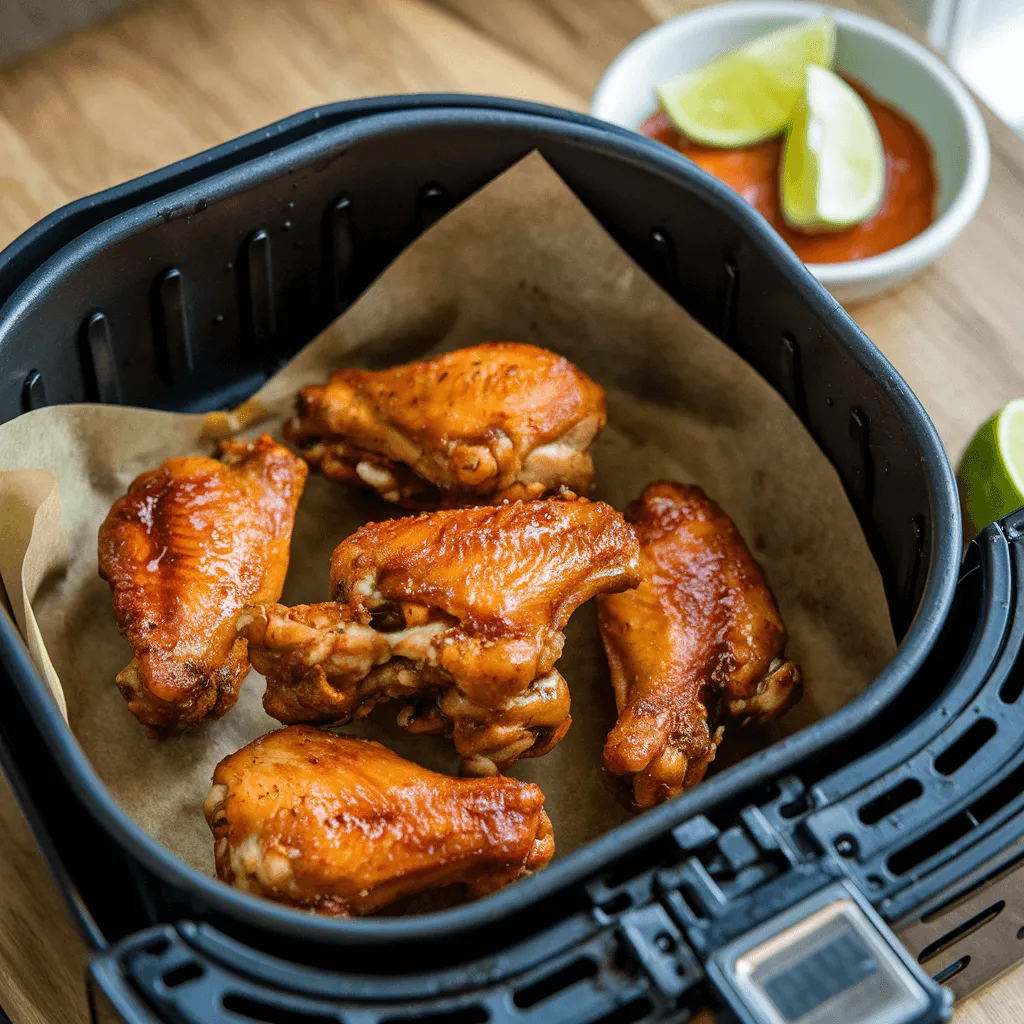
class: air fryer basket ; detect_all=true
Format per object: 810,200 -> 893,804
2,96 -> 1022,1024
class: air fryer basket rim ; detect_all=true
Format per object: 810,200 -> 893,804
0,98 -> 961,945
0,96 -> 623,315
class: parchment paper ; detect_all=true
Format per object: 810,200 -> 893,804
0,153 -> 896,880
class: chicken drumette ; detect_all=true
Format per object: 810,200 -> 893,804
205,726 -> 554,915
598,482 -> 801,809
239,498 -> 641,775
284,342 -> 606,509
98,435 -> 307,736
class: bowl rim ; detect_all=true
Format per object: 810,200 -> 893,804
590,0 -> 991,286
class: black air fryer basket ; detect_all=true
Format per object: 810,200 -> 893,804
0,97 -> 1021,1024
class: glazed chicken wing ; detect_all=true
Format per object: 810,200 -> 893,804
598,482 -> 801,809
205,725 -> 554,915
98,435 -> 307,736
239,498 -> 640,774
284,342 -> 606,508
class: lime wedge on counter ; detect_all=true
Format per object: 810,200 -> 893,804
781,65 -> 885,231
959,401 -> 1024,535
656,18 -> 836,147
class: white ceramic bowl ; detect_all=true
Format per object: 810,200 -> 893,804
591,1 -> 990,303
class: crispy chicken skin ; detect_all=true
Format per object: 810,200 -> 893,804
597,482 -> 801,809
204,726 -> 554,915
240,498 -> 641,774
98,435 -> 307,737
283,342 -> 606,508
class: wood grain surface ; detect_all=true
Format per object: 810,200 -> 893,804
0,0 -> 145,66
0,0 -> 1022,1021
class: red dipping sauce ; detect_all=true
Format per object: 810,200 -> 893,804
639,79 -> 935,264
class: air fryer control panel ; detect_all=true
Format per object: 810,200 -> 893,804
710,884 -> 936,1024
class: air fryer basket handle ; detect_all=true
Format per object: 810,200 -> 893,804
89,882 -> 951,1024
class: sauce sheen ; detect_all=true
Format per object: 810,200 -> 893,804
640,78 -> 935,263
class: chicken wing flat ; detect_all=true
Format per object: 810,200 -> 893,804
98,434 -> 307,737
239,498 -> 640,774
598,482 -> 801,809
204,725 -> 554,915
283,342 -> 606,508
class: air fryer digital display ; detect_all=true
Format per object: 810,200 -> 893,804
757,926 -> 880,1020
714,885 -> 933,1024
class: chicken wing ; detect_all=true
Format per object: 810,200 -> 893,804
204,725 -> 554,915
598,482 -> 801,809
98,434 -> 307,737
240,498 -> 640,774
284,342 -> 606,508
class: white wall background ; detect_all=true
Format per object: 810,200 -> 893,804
907,0 -> 1024,135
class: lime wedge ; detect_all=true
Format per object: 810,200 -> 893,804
958,400 -> 1024,535
781,65 -> 885,232
657,18 -> 836,147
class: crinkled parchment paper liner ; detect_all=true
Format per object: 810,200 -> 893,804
0,153 -> 895,880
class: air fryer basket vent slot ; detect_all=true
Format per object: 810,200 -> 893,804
778,332 -> 804,418
931,955 -> 970,985
79,311 -> 122,404
889,814 -> 977,876
243,229 -> 276,346
512,957 -> 598,1009
417,183 -> 451,233
922,846 -> 1024,923
142,936 -> 171,957
779,791 -> 813,819
381,1005 -> 488,1024
858,778 -> 923,825
329,196 -> 354,310
968,758 -> 1024,823
999,639 -> 1024,703
1000,669 -> 1024,704
20,368 -> 46,412
222,993 -> 340,1024
153,267 -> 194,385
917,899 -> 1004,966
647,228 -> 677,294
719,256 -> 738,348
598,892 -> 633,915
904,514 -> 926,613
161,961 -> 204,989
934,719 -> 997,776
848,407 -> 873,514
889,757 -> 1024,877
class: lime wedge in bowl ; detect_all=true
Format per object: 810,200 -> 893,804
656,18 -> 836,147
781,65 -> 886,232
959,400 -> 1024,535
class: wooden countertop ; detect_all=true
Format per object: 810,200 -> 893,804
1,0 -> 1023,1021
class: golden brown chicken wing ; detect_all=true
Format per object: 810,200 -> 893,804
240,498 -> 640,774
98,434 -> 307,737
598,482 -> 801,809
204,725 -> 554,915
284,342 -> 606,508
